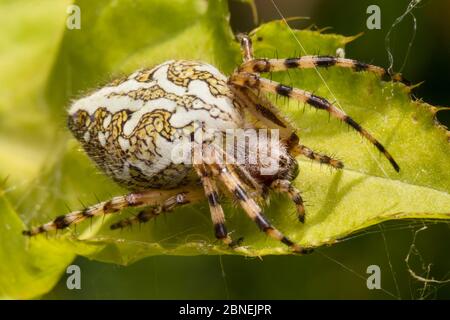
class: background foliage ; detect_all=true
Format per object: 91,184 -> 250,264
0,0 -> 449,299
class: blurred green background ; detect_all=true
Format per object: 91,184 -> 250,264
3,0 -> 448,299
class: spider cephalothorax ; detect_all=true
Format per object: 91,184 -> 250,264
23,35 -> 402,253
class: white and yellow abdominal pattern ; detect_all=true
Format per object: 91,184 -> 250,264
68,60 -> 244,190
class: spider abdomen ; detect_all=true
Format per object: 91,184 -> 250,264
67,60 -> 244,190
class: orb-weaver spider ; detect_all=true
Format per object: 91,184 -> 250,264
23,34 -> 403,254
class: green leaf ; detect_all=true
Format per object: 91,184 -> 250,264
0,190 -> 74,299
0,0 -> 75,299
3,0 -> 449,299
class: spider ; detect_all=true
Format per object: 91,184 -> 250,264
23,34 -> 403,254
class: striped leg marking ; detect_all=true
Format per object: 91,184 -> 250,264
271,179 -> 306,223
239,56 -> 408,84
203,145 -> 311,254
213,143 -> 265,200
232,86 -> 297,139
193,163 -> 234,246
230,73 -> 400,172
109,191 -> 201,230
293,144 -> 344,169
23,189 -> 198,237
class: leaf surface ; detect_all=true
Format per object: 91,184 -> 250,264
2,0 -> 449,299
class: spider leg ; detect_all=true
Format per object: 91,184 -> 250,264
230,73 -> 400,172
109,190 -> 202,230
237,33 -> 253,62
201,144 -> 311,254
239,56 -> 408,84
232,86 -> 297,139
23,189 -> 201,237
110,207 -> 158,230
270,179 -> 305,223
193,163 -> 235,246
292,144 -> 344,169
231,86 -> 304,155
211,143 -> 264,197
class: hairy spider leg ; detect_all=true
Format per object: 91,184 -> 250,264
193,163 -> 234,246
270,179 -> 306,223
109,191 -> 201,230
23,189 -> 201,236
233,86 -> 343,169
237,34 -> 328,164
293,144 -> 344,169
239,56 -> 408,84
232,86 -> 297,139
202,144 -> 312,254
229,73 -> 400,172
210,143 -> 264,197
